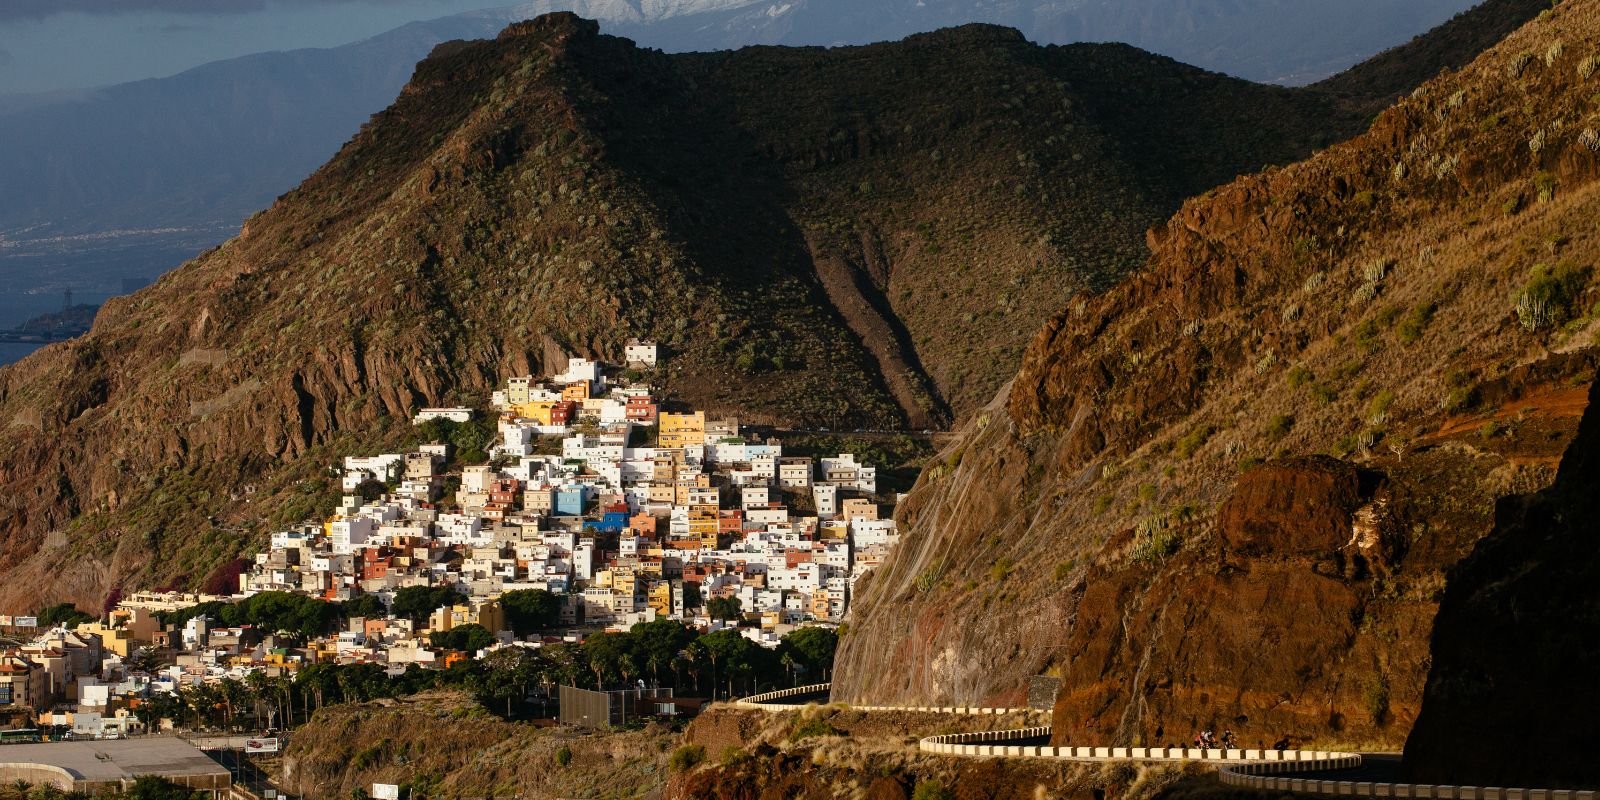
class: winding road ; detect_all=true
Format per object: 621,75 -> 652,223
736,684 -> 1597,800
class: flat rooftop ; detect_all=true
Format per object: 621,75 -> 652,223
0,737 -> 231,784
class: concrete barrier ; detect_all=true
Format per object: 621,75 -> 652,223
737,682 -> 1593,799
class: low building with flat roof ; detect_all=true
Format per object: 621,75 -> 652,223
0,737 -> 232,795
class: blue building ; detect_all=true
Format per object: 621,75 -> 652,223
555,485 -> 589,517
583,510 -> 630,534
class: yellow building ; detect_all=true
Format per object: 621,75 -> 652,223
562,383 -> 590,402
429,600 -> 505,634
673,473 -> 711,505
508,377 -> 534,406
842,498 -> 879,521
77,607 -> 160,658
811,590 -> 833,618
658,412 -> 706,449
647,581 -> 674,618
514,400 -> 560,425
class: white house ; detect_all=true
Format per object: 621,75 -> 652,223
624,339 -> 658,367
413,408 -> 474,425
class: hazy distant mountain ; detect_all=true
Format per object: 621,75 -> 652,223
0,0 -> 1478,242
608,0 -> 1479,84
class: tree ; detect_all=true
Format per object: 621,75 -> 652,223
583,631 -> 639,690
631,619 -> 696,687
429,624 -> 495,654
415,416 -> 495,464
696,629 -> 773,698
343,594 -> 386,620
475,647 -> 546,717
391,586 -> 465,624
540,642 -> 586,690
125,776 -> 205,800
35,603 -> 95,629
500,589 -> 560,637
778,626 -> 838,682
706,595 -> 742,622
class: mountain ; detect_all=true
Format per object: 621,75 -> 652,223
629,0 -> 1481,83
0,14 -> 1371,612
834,0 -> 1600,760
0,0 -> 1496,248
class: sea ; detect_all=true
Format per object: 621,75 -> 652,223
0,290 -> 116,367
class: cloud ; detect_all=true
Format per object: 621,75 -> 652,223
0,0 -> 448,22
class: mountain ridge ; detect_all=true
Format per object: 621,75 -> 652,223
0,0 -> 1501,248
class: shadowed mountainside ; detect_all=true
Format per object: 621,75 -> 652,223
1403,372 -> 1600,787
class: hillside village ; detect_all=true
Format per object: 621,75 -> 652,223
0,342 -> 901,739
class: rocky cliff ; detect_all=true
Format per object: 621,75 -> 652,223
1403,370 -> 1600,786
0,14 -> 1381,611
835,0 -> 1600,755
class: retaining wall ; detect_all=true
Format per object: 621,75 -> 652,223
1220,762 -> 1600,800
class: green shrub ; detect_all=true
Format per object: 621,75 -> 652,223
1353,318 -> 1383,353
1396,303 -> 1436,344
1514,262 -> 1591,331
1367,390 -> 1396,425
1133,528 -> 1181,564
990,558 -> 1014,582
1364,677 -> 1391,724
1053,559 -> 1076,581
1287,366 -> 1315,389
1441,387 -> 1474,413
668,744 -> 705,773
1333,434 -> 1359,457
555,745 -> 572,767
1533,171 -> 1559,203
1310,383 -> 1339,405
913,781 -> 957,800
788,717 -> 842,741
720,745 -> 748,766
1266,414 -> 1295,440
1174,425 -> 1214,458
1094,494 -> 1114,514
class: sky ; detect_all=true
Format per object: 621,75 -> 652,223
0,0 -> 503,96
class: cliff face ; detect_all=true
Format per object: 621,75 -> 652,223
0,14 -> 1373,611
835,0 -> 1600,753
1403,378 -> 1600,787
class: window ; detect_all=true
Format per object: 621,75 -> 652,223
0,684 -> 14,706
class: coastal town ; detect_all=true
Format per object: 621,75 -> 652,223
0,341 -> 899,741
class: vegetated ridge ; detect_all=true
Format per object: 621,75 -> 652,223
836,0 -> 1600,766
0,14 -> 1367,612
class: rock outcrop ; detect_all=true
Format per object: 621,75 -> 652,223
1404,378 -> 1600,788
